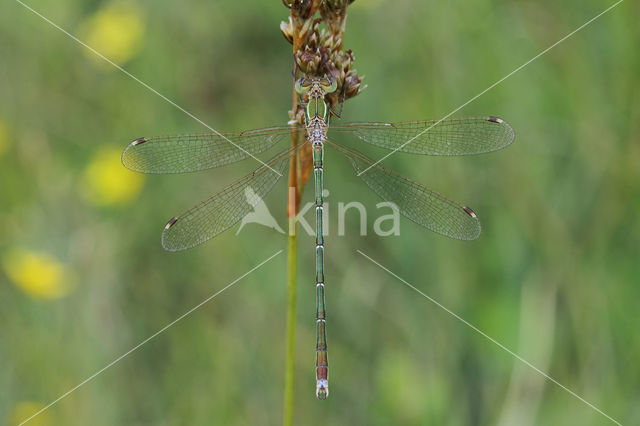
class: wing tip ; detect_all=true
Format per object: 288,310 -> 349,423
161,217 -> 182,252
462,206 -> 482,240
121,138 -> 148,170
487,116 -> 516,147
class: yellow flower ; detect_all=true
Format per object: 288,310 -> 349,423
80,1 -> 145,66
84,146 -> 144,206
3,250 -> 70,300
0,120 -> 9,157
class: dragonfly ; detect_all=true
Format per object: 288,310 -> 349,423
122,76 -> 515,400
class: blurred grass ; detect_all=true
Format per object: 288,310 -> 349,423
1,0 -> 639,425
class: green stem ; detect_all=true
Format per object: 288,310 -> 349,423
283,217 -> 297,426
283,59 -> 301,426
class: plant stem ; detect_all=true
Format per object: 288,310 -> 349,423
283,218 -> 297,426
283,79 -> 300,426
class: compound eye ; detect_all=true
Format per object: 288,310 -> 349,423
320,77 -> 337,94
295,78 -> 312,94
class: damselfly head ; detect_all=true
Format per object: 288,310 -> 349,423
295,76 -> 338,96
319,77 -> 337,94
295,77 -> 314,94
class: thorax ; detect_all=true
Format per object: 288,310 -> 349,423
306,116 -> 328,145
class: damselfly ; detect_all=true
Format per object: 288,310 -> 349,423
122,76 -> 515,399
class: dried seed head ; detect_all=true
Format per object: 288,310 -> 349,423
284,0 -> 363,112
280,17 -> 295,43
297,47 -> 321,74
283,0 -> 322,19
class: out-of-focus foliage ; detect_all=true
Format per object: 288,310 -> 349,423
0,120 -> 10,156
8,401 -> 51,426
3,249 -> 71,299
0,0 -> 638,425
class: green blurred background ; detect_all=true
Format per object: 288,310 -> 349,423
1,0 -> 638,425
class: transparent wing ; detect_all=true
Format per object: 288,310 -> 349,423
122,126 -> 293,174
329,116 -> 514,156
327,141 -> 481,240
161,147 -> 295,251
